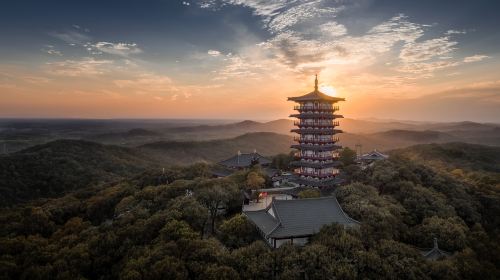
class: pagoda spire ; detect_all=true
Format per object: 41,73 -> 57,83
314,74 -> 318,91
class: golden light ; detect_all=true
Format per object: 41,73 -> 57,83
320,85 -> 337,96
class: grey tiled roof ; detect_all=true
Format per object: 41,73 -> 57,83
359,150 -> 389,161
219,152 -> 272,168
211,168 -> 235,177
420,238 -> 451,260
244,196 -> 359,239
288,90 -> 345,103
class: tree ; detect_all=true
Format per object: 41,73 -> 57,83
271,152 -> 294,170
246,171 -> 266,202
339,147 -> 357,166
297,188 -> 321,199
246,172 -> 265,190
219,214 -> 259,248
196,179 -> 238,234
159,219 -> 198,241
168,196 -> 209,236
412,216 -> 468,251
203,264 -> 240,280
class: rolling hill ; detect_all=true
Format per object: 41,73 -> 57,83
140,132 -> 293,165
391,142 -> 500,173
0,139 -> 157,206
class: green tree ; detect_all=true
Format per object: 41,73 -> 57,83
196,179 -> 238,234
246,172 -> 265,190
219,214 -> 259,248
339,147 -> 357,166
297,188 -> 321,199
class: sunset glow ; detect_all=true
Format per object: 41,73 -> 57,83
0,1 -> 499,121
320,85 -> 337,97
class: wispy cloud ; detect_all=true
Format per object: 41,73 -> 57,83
50,30 -> 91,45
41,45 -> 63,56
87,42 -> 143,57
45,57 -> 114,76
399,37 -> 457,63
200,2 -> 470,83
207,49 -> 221,56
463,54 -> 490,63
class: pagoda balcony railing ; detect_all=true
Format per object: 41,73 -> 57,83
294,121 -> 340,127
294,105 -> 338,111
293,137 -> 340,143
294,153 -> 339,160
295,171 -> 339,178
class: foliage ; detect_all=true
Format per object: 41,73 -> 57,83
339,147 -> 357,166
0,142 -> 499,279
271,152 -> 294,170
0,139 -> 156,206
297,188 -> 321,199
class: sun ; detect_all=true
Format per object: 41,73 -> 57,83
320,85 -> 337,96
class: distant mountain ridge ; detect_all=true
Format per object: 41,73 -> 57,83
140,132 -> 293,165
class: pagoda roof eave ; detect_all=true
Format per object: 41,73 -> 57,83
288,90 -> 345,103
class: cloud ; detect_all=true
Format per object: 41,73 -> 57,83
88,42 -> 142,57
45,57 -> 114,76
267,0 -> 342,32
114,73 -> 175,93
320,22 -> 347,37
207,49 -> 221,56
397,60 -> 460,76
445,29 -> 466,35
200,1 -> 471,84
463,54 -> 489,63
201,0 -> 290,17
42,45 -> 63,56
50,30 -> 91,45
399,37 -> 457,63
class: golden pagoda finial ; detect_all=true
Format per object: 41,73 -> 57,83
314,74 -> 318,91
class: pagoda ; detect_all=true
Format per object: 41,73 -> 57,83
288,75 -> 345,188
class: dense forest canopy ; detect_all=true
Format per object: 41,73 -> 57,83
0,142 -> 499,279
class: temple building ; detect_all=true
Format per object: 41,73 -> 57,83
420,238 -> 451,261
288,75 -> 345,188
212,150 -> 273,178
244,197 -> 359,248
357,149 -> 389,169
218,150 -> 271,169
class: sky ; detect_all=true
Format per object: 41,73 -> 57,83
0,0 -> 499,122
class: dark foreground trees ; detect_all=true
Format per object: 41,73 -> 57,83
1,143 -> 500,279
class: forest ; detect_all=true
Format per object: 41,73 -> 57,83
0,142 -> 499,279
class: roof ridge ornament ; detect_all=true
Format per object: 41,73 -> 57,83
314,74 -> 318,92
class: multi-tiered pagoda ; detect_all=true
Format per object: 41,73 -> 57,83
288,75 -> 345,188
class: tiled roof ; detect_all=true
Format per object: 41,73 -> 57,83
420,238 -> 451,260
288,90 -> 345,103
219,152 -> 272,168
359,150 -> 389,161
244,196 -> 359,239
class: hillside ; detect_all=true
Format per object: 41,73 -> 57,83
140,132 -> 293,165
391,142 -> 500,173
0,139 -> 157,206
0,142 -> 499,279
